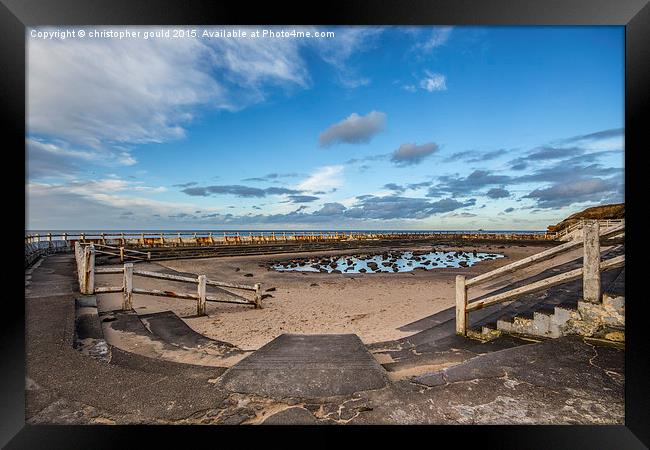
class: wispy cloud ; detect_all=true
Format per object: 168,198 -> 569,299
415,26 -> 453,52
444,149 -> 509,163
288,195 -> 320,203
181,185 -> 301,198
297,165 -> 345,192
524,177 -> 623,209
241,172 -> 301,183
28,27 -> 385,180
310,27 -> 384,88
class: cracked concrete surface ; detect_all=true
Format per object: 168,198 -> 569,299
25,254 -> 624,425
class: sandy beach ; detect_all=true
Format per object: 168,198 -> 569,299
93,241 -> 588,351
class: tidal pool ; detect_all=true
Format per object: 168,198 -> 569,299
271,251 -> 504,274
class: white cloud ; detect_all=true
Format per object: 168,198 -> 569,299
319,111 -> 386,147
28,179 -> 201,220
28,33 -> 227,149
297,165 -> 345,192
27,138 -> 138,179
419,71 -> 447,92
27,26 -> 386,181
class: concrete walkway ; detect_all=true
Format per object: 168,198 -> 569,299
24,253 -> 625,425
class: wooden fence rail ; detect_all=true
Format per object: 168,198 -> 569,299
79,242 -> 150,262
551,218 -> 625,241
74,243 -> 261,315
455,220 -> 625,336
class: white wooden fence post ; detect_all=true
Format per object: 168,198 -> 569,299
197,275 -> 207,316
254,283 -> 262,309
583,220 -> 601,303
123,263 -> 133,310
455,275 -> 468,335
84,244 -> 95,294
120,247 -> 124,262
75,242 -> 84,292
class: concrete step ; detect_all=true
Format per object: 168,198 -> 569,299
217,334 -> 389,399
98,309 -> 249,367
73,295 -> 111,362
373,332 -> 530,380
496,295 -> 625,341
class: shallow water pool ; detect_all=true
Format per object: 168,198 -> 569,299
272,251 -> 504,274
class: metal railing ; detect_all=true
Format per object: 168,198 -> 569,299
28,229 -> 554,249
455,221 -> 625,335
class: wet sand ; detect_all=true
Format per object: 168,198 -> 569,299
94,241 -> 583,351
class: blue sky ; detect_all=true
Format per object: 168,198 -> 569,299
26,26 -> 624,230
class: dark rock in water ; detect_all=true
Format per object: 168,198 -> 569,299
331,270 -> 342,274
382,262 -> 391,267
244,273 -> 254,277
459,261 -> 469,267
367,262 -> 379,270
265,287 -> 276,292
311,265 -> 320,270
319,268 -> 328,273
358,268 -> 367,273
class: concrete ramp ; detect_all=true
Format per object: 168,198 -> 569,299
218,334 -> 388,399
139,310 -> 240,353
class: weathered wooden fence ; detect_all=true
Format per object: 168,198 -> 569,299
75,242 -> 262,315
84,242 -> 151,262
551,219 -> 624,241
455,221 -> 625,335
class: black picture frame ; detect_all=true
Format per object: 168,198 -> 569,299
2,0 -> 648,447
